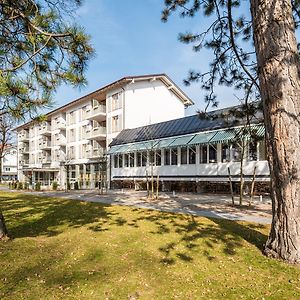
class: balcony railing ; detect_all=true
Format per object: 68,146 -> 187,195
87,105 -> 106,120
19,146 -> 29,153
87,126 -> 106,140
56,122 -> 66,130
19,132 -> 29,141
91,148 -> 105,158
40,140 -> 52,149
40,124 -> 51,135
42,156 -> 51,163
19,159 -> 29,166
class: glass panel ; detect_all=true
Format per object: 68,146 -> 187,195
124,153 -> 129,167
209,145 -> 217,163
129,153 -> 134,167
189,146 -> 196,164
231,143 -> 241,162
171,148 -> 178,165
248,141 -> 258,161
118,154 -> 123,168
164,149 -> 170,166
155,150 -> 161,166
200,146 -> 207,164
222,144 -> 230,162
181,147 -> 187,165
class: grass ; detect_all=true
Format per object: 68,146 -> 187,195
0,192 -> 299,299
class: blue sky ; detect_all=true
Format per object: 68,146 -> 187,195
53,0 -> 242,116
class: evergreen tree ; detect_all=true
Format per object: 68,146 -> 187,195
162,0 -> 300,263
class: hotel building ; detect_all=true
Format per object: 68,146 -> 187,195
16,74 -> 193,189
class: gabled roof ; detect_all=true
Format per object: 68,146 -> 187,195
109,105 -> 263,146
15,73 -> 193,131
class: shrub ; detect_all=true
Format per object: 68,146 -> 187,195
18,182 -> 23,190
67,181 -> 71,191
13,181 -> 18,189
35,182 -> 41,191
52,181 -> 58,191
24,182 -> 29,190
74,181 -> 79,190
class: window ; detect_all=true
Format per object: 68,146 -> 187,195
222,144 -> 230,162
189,146 -> 196,164
112,93 -> 121,110
69,129 -> 75,142
171,148 -> 178,165
5,167 -> 10,172
231,143 -> 241,162
92,99 -> 99,108
124,153 -> 129,167
141,151 -> 147,166
200,145 -> 208,164
112,115 -> 120,132
137,152 -> 142,167
248,141 -> 258,161
114,155 -> 118,168
164,149 -> 170,166
155,150 -> 161,166
69,146 -> 75,159
81,106 -> 87,120
258,141 -> 266,161
209,145 -> 217,163
69,111 -> 75,125
181,147 -> 188,165
149,151 -> 155,165
118,154 -> 123,168
129,153 -> 134,167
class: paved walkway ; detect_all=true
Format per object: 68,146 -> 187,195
23,189 -> 272,224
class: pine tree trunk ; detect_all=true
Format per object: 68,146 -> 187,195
0,211 -> 8,239
251,0 -> 300,263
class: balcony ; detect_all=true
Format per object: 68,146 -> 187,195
56,122 -> 66,131
19,159 -> 29,167
19,146 -> 29,153
40,140 -> 52,150
42,156 -> 51,164
19,131 -> 29,141
87,126 -> 106,141
86,104 -> 106,121
91,148 -> 105,158
56,136 -> 66,146
40,123 -> 52,136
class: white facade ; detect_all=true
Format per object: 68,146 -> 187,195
16,74 -> 192,189
109,123 -> 270,192
1,145 -> 17,181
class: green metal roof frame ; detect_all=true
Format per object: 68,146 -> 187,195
188,131 -> 217,145
169,134 -> 195,147
108,124 -> 265,154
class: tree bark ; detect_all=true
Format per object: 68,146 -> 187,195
251,0 -> 300,263
0,211 -> 9,239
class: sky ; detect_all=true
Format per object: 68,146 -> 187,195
52,0 -> 243,116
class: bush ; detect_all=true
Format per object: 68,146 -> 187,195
74,181 -> 79,190
17,182 -> 23,190
35,182 -> 41,191
13,181 -> 18,189
52,181 -> 58,191
67,181 -> 71,191
24,182 -> 29,190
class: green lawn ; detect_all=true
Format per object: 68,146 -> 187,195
0,192 -> 299,299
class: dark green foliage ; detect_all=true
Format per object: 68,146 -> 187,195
52,181 -> 58,191
17,182 -> 23,190
162,0 -> 300,115
35,182 -> 41,191
74,181 -> 79,190
0,0 -> 94,118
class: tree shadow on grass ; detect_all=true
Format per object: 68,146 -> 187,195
132,209 -> 268,265
0,194 -> 115,238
